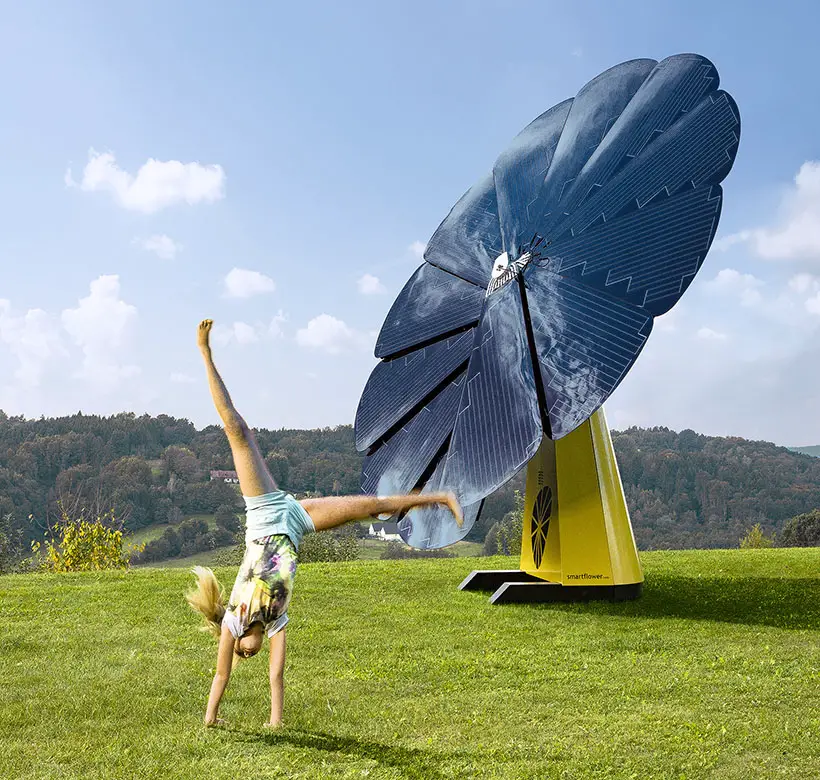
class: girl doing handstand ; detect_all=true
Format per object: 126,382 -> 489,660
186,319 -> 462,728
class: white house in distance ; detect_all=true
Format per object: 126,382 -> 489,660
368,522 -> 402,542
210,470 -> 240,484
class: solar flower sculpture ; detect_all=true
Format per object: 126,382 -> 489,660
355,54 -> 740,602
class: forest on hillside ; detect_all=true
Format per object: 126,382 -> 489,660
1,409 -> 819,551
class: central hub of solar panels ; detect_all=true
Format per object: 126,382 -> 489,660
353,53 -> 740,604
487,251 -> 532,297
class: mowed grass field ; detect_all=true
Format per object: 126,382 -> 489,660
1,549 -> 818,780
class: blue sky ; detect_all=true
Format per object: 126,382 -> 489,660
1,1 -> 819,445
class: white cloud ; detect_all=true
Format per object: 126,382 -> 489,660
210,314 -> 288,347
61,275 -> 140,391
696,327 -> 728,341
66,148 -> 225,214
604,247 -> 820,443
655,307 -> 682,333
715,161 -> 820,263
223,268 -> 275,298
357,273 -> 386,295
789,273 -> 814,294
0,301 -> 67,386
139,234 -> 182,260
170,372 -> 196,384
233,322 -> 258,345
609,313 -> 820,445
712,230 -> 753,252
409,240 -> 426,259
706,268 -> 764,306
211,321 -> 258,347
571,47 -> 583,58
786,274 -> 820,315
295,314 -> 369,354
268,310 -> 287,339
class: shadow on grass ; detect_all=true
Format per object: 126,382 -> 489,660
239,728 -> 473,779
534,575 -> 820,630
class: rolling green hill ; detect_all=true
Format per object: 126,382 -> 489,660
3,410 -> 820,553
789,445 -> 820,458
1,549 -> 818,779
126,513 -> 218,547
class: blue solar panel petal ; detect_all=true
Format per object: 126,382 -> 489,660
397,456 -> 482,549
374,263 -> 485,359
424,172 -> 503,288
530,54 -> 723,241
355,329 -> 474,451
507,59 -> 656,254
492,98 -> 572,256
360,372 -> 465,496
544,184 -> 722,316
551,89 -> 739,242
522,268 -> 653,438
441,280 -> 542,506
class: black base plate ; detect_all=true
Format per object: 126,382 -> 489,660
459,570 -> 642,604
459,570 -> 544,591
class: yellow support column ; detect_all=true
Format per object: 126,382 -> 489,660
459,406 -> 642,602
520,406 -> 642,589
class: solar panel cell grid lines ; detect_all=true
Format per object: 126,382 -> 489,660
354,52 -> 740,548
374,263 -> 485,358
360,373 -> 466,497
355,328 -> 474,451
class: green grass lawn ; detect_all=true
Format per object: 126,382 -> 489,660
2,548 -> 818,779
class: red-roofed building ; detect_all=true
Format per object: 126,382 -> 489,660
210,470 -> 239,484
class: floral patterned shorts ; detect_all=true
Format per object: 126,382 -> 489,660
223,534 -> 298,639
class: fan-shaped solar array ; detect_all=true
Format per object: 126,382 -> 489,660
354,53 -> 740,547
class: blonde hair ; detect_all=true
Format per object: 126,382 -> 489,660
185,566 -> 226,639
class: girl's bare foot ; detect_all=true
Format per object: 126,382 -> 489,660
198,319 -> 213,352
263,720 -> 282,730
204,716 -> 227,728
446,493 -> 464,528
431,492 -> 463,527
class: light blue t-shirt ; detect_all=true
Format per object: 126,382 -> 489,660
243,490 -> 315,549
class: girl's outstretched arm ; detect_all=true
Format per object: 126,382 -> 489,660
300,491 -> 463,532
204,623 -> 235,726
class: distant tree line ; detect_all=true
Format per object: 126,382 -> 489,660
612,427 -> 820,548
135,505 -> 242,563
1,410 -> 819,559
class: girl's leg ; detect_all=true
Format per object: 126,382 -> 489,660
267,627 -> 286,728
198,319 -> 277,498
300,492 -> 463,532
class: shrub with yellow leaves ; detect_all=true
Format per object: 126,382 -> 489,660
32,504 -> 144,572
